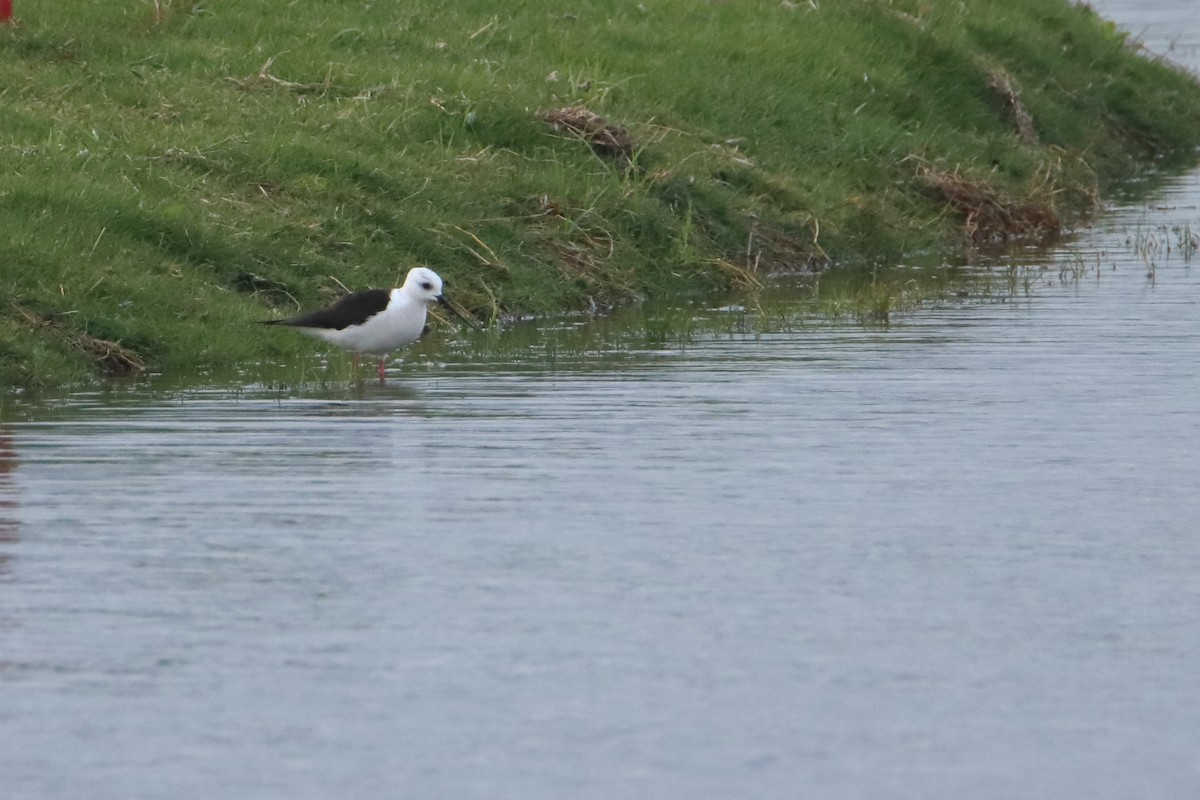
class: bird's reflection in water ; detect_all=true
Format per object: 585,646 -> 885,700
0,428 -> 18,579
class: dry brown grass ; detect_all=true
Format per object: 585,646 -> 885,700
916,164 -> 1061,245
540,106 -> 636,165
985,67 -> 1039,145
11,306 -> 146,376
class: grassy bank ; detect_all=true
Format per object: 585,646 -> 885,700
3,0 -> 1200,389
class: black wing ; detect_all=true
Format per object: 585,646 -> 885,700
265,289 -> 390,330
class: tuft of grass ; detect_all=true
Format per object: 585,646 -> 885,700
3,0 -> 1200,389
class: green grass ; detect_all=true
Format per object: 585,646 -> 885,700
3,0 -> 1200,389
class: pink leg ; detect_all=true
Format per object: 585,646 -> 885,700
377,356 -> 388,382
351,353 -> 361,372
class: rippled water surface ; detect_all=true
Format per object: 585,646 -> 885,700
3,3 -> 1200,798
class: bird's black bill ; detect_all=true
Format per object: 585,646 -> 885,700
437,296 -> 483,331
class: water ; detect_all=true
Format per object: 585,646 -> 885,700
3,3 -> 1200,798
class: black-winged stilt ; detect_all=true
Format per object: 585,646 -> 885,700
261,266 -> 475,380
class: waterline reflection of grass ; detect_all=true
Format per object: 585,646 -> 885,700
3,235 -> 1179,405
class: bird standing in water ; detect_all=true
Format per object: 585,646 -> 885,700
261,267 -> 475,381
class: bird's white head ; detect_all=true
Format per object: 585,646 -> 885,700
400,266 -> 445,305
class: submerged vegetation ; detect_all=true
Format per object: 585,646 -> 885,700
3,0 -> 1200,389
